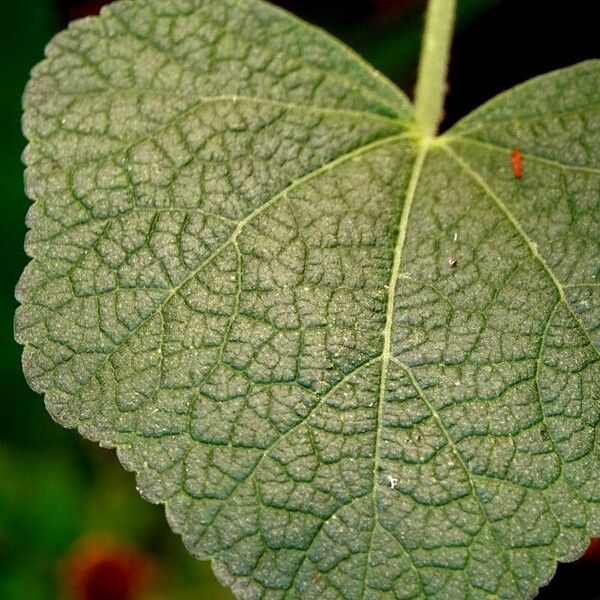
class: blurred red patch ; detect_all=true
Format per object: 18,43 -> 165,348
67,1 -> 110,20
63,538 -> 154,600
580,537 -> 600,563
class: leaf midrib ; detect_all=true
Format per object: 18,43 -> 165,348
363,139 -> 429,597
365,139 -> 520,598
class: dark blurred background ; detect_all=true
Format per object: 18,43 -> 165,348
1,1 -> 598,599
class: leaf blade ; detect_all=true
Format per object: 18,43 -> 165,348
17,1 -> 600,598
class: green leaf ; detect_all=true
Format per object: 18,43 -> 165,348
16,0 -> 600,598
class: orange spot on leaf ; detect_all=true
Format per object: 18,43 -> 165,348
511,148 -> 523,178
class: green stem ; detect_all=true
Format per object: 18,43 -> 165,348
414,0 -> 457,138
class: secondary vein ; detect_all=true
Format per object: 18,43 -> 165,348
58,132 -> 414,402
442,143 -> 600,361
445,136 -> 600,175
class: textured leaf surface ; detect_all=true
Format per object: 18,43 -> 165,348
16,0 -> 600,598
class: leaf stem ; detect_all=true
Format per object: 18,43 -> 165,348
414,0 -> 457,138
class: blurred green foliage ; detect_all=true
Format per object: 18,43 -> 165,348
0,1 -> 234,598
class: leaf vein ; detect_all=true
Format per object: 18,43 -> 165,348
442,144 -> 600,361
